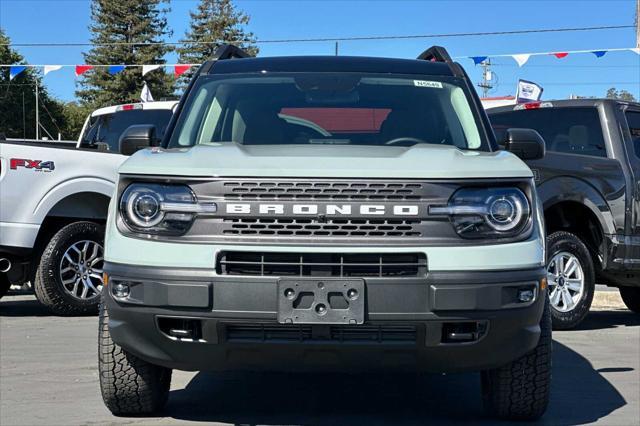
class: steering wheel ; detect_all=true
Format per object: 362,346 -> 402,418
385,137 -> 427,146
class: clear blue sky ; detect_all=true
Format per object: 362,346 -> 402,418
1,0 -> 638,102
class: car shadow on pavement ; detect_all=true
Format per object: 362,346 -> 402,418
0,295 -> 57,317
575,309 -> 640,331
166,339 -> 628,425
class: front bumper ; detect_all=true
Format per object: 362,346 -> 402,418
104,262 -> 546,373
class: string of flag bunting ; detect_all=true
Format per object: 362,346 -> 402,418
2,46 -> 639,80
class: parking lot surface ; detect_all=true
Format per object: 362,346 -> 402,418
1,294 -> 639,426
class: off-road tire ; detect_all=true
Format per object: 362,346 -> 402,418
99,302 -> 172,416
34,221 -> 104,315
619,287 -> 640,313
0,273 -> 10,299
481,297 -> 552,420
546,231 -> 595,330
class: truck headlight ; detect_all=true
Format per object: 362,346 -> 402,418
429,187 -> 531,239
119,183 -> 217,235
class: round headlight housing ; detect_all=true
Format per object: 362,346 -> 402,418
127,190 -> 164,228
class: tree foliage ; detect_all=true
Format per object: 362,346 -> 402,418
0,29 -> 70,139
76,0 -> 175,107
177,0 -> 258,83
606,87 -> 637,102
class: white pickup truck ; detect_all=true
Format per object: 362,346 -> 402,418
0,101 -> 177,314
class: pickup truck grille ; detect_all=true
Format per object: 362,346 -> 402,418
216,251 -> 427,277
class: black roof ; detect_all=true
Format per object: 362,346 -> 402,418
206,55 -> 456,77
487,98 -> 640,114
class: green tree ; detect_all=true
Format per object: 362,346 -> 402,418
61,102 -> 92,140
606,87 -> 637,102
177,0 -> 258,83
76,0 -> 174,107
0,28 -> 69,139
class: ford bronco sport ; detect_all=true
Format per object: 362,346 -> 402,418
99,45 -> 551,420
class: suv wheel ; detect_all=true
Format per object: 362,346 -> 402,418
34,221 -> 105,315
545,231 -> 595,329
481,297 -> 552,420
619,287 -> 640,313
99,302 -> 172,415
0,273 -> 10,299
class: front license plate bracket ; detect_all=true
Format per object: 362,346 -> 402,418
277,278 -> 365,324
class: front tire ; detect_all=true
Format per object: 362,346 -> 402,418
0,273 -> 10,299
481,297 -> 552,420
546,231 -> 595,330
34,221 -> 105,315
99,302 -> 172,416
619,287 -> 640,313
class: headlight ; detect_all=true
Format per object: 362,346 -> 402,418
429,187 -> 531,239
119,183 -> 216,235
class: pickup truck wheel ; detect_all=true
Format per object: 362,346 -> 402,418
545,231 -> 595,330
34,221 -> 105,315
481,297 -> 552,420
0,274 -> 10,299
619,287 -> 640,313
99,302 -> 172,415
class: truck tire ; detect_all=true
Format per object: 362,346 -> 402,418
619,287 -> 640,313
0,273 -> 10,299
481,297 -> 552,420
34,221 -> 105,315
545,231 -> 595,330
99,302 -> 172,416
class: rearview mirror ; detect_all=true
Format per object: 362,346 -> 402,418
119,124 -> 157,156
502,128 -> 545,161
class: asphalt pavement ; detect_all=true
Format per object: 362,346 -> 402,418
1,294 -> 639,426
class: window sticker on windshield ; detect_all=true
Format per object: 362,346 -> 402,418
414,80 -> 443,88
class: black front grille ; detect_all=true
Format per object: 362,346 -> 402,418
225,323 -> 418,344
221,180 -> 424,201
222,218 -> 421,237
216,252 -> 427,277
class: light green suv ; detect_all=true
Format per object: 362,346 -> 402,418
99,45 -> 551,421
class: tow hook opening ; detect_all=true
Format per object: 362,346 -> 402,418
158,317 -> 203,341
441,321 -> 488,344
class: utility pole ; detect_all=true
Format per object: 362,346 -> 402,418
35,81 -> 39,140
335,41 -> 339,56
636,0 -> 639,48
477,59 -> 495,98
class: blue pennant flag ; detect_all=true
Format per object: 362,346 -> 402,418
591,50 -> 607,58
9,65 -> 27,80
108,65 -> 126,75
471,56 -> 488,65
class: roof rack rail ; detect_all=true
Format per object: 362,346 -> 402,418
417,46 -> 453,63
211,44 -> 252,61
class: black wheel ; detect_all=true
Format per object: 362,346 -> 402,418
99,302 -> 172,415
34,221 -> 105,315
481,297 -> 552,420
0,273 -> 10,299
545,231 -> 595,330
619,287 -> 640,313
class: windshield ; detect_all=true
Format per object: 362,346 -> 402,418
168,73 -> 487,150
80,109 -> 173,152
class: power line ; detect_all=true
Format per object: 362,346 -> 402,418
1,24 -> 634,48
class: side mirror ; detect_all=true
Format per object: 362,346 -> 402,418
119,124 -> 157,156
502,128 -> 545,161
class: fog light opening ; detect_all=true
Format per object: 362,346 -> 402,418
517,287 -> 535,303
112,282 -> 131,299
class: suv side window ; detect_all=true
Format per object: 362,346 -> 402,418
624,111 -> 640,159
490,107 -> 607,157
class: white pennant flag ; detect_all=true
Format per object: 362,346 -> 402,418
512,54 -> 531,67
631,48 -> 640,55
142,64 -> 162,76
43,65 -> 63,76
140,82 -> 154,103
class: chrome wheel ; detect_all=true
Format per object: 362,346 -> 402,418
59,240 -> 104,300
547,251 -> 584,312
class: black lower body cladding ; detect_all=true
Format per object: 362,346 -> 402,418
103,262 -> 546,373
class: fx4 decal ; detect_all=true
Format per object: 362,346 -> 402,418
10,158 -> 55,172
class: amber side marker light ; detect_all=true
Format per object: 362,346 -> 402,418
540,277 -> 547,291
103,273 -> 109,287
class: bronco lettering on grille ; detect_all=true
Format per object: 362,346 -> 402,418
225,203 -> 420,216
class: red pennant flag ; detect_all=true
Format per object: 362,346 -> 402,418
174,65 -> 191,77
75,65 -> 94,76
553,52 -> 569,59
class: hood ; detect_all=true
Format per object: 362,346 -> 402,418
119,143 -> 532,179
